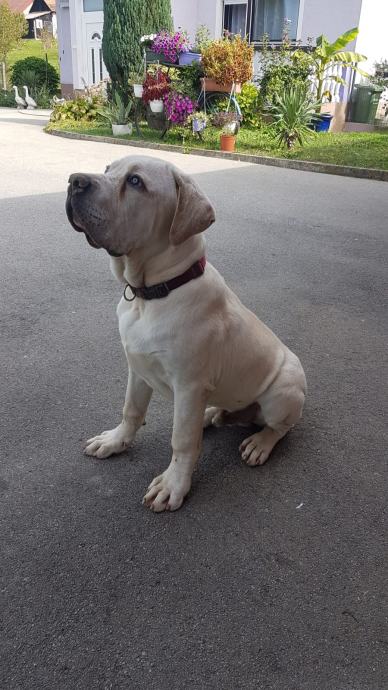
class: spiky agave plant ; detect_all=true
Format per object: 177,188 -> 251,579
268,86 -> 319,149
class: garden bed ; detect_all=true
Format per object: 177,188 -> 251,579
46,120 -> 388,172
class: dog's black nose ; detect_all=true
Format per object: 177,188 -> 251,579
69,173 -> 91,192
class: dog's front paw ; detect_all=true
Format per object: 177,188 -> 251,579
84,424 -> 133,459
142,466 -> 191,512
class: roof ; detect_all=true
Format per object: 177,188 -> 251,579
6,0 -> 32,12
6,0 -> 56,13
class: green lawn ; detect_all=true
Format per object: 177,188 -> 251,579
8,39 -> 59,71
47,119 -> 388,170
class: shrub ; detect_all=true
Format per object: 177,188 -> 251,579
201,34 -> 253,85
267,85 -> 318,149
237,82 -> 263,127
50,96 -> 103,123
0,89 -> 17,107
12,56 -> 59,94
97,91 -> 132,125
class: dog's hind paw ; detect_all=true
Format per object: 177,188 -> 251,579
84,424 -> 133,459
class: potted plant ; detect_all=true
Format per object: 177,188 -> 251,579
212,111 -> 241,152
163,91 -> 196,124
188,111 -> 208,133
142,69 -> 170,113
97,92 -> 133,136
129,68 -> 145,98
201,34 -> 253,94
148,30 -> 190,65
180,25 -> 211,67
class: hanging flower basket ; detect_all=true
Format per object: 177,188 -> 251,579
133,83 -> 143,98
192,117 -> 207,132
200,77 -> 241,94
149,99 -> 164,113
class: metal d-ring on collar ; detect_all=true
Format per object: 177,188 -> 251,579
123,284 -> 136,302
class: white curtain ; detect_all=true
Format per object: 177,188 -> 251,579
251,0 -> 299,41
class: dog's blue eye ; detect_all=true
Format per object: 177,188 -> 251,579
128,175 -> 141,187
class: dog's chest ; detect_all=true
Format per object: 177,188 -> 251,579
117,300 -> 174,398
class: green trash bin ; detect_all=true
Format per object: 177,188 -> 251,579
349,84 -> 384,124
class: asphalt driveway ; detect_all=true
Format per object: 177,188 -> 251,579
1,109 -> 387,690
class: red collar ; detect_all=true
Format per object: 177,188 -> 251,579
123,256 -> 206,301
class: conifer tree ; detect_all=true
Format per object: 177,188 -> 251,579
102,0 -> 144,103
147,0 -> 173,33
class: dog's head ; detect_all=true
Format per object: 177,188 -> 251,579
66,156 -> 215,257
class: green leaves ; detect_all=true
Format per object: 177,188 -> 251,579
267,85 -> 319,150
311,27 -> 368,101
330,27 -> 359,52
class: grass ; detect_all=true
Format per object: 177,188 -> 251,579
46,119 -> 388,170
7,39 -> 59,71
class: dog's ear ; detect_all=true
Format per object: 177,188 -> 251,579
169,169 -> 215,246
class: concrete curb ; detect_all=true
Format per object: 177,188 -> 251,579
47,128 -> 388,182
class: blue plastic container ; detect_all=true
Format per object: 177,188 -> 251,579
312,113 -> 333,132
179,51 -> 201,66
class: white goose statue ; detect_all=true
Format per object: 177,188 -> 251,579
23,85 -> 37,110
12,85 -> 26,109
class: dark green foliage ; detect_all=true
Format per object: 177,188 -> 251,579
147,0 -> 173,32
102,0 -> 174,103
11,56 -> 59,94
102,0 -> 144,103
0,90 -> 17,107
260,61 -> 312,106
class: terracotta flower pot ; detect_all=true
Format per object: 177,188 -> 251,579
201,77 -> 241,94
220,134 -> 236,152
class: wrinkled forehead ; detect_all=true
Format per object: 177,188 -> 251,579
107,155 -> 175,187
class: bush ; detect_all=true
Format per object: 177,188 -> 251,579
237,83 -> 263,127
258,32 -> 313,106
267,85 -> 318,149
50,96 -> 103,123
12,56 -> 59,94
201,35 -> 253,85
0,90 -> 17,107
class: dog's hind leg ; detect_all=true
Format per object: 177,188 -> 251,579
240,354 -> 306,466
204,402 -> 261,429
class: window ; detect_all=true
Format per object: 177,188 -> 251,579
83,0 -> 103,11
250,0 -> 300,41
223,1 -> 248,36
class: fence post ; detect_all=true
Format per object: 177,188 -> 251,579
1,62 -> 6,91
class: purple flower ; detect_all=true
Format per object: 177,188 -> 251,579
152,30 -> 190,62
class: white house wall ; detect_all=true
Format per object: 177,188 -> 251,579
299,0 -> 362,45
57,2 -> 73,89
171,0 -> 222,41
355,0 -> 388,76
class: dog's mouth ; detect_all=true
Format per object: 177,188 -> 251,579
66,187 -> 123,257
66,190 -> 101,249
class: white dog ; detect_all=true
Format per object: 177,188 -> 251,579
66,156 -> 306,512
